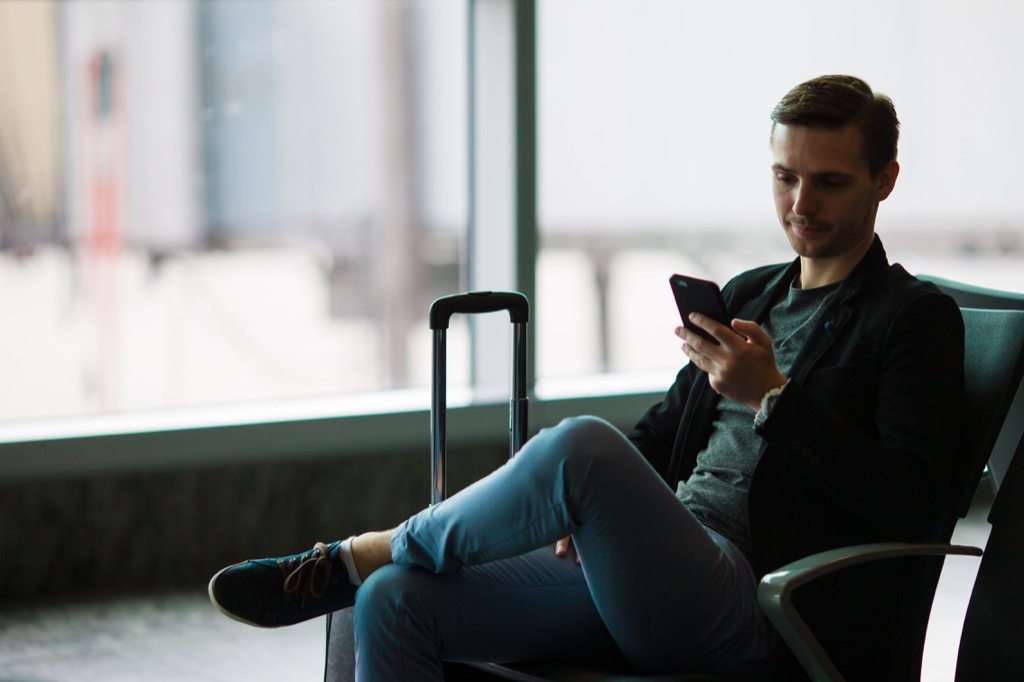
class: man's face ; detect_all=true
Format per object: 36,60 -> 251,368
770,123 -> 898,274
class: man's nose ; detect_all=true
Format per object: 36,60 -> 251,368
792,182 -> 817,215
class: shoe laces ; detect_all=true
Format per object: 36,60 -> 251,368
279,541 -> 337,605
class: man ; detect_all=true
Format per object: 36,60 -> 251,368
210,75 -> 964,680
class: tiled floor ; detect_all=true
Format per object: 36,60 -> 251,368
0,486 -> 993,682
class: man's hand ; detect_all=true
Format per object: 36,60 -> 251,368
554,536 -> 580,564
676,314 -> 787,411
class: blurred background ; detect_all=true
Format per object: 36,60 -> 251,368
1,0 -> 1023,423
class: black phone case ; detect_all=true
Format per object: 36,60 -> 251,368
670,274 -> 728,342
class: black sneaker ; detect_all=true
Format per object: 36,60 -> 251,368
209,541 -> 357,628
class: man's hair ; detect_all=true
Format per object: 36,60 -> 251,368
771,75 -> 899,177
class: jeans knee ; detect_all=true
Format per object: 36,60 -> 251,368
540,416 -> 628,465
557,415 -> 620,440
511,416 -> 634,497
355,565 -> 436,641
356,564 -> 424,623
353,565 -> 444,677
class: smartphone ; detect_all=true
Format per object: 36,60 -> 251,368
669,274 -> 729,343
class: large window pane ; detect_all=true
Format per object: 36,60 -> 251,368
536,0 -> 1024,391
0,0 -> 468,422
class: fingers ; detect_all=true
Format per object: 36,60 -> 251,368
554,536 -> 571,557
554,536 -> 581,564
682,313 -> 736,347
679,317 -> 787,409
676,325 -> 710,375
683,315 -> 765,351
676,317 -> 726,360
731,318 -> 769,346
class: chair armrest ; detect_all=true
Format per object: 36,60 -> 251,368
757,542 -> 984,682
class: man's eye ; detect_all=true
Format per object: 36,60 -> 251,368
822,177 -> 849,188
775,174 -> 796,186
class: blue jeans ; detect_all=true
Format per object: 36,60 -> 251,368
352,416 -> 777,680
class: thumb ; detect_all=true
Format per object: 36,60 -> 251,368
732,319 -> 770,347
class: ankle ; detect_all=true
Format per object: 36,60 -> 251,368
351,530 -> 395,582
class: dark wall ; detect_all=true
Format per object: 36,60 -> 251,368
0,440 -> 507,604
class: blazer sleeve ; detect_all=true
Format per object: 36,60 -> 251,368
755,290 -> 965,539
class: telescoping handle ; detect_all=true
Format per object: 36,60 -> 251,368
429,291 -> 529,505
429,291 -> 530,329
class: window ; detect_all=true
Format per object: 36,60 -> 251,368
535,0 -> 1024,392
4,0 -> 1024,430
0,0 -> 469,422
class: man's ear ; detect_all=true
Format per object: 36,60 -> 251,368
875,160 -> 900,201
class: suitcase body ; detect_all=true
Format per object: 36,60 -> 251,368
428,291 -> 530,504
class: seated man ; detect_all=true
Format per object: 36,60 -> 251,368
209,75 -> 964,680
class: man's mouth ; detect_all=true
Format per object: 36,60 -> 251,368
789,221 -> 827,236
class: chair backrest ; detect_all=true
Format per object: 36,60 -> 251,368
920,275 -> 1024,311
919,275 -> 1024,508
950,307 -> 1024,516
955,424 -> 1024,679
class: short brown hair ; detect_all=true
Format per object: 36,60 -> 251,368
771,75 -> 899,177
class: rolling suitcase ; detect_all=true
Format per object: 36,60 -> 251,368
324,290 -> 529,682
431,291 -> 533,680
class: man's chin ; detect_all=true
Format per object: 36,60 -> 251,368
784,231 -> 831,258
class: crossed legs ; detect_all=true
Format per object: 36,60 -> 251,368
342,416 -> 776,679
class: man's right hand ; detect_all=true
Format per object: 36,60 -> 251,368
554,536 -> 580,564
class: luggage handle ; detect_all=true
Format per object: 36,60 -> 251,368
429,290 -> 529,330
429,291 -> 529,504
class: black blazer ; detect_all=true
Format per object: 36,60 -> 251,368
627,237 -> 965,678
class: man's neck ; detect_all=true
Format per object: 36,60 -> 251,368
797,261 -> 851,290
